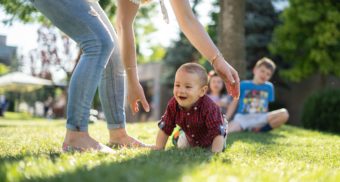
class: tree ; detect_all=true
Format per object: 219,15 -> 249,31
218,0 -> 246,79
0,0 -> 116,24
26,25 -> 77,81
269,0 -> 340,81
0,1 -> 161,113
0,0 -> 161,75
209,0 -> 285,78
0,63 -> 9,75
245,0 -> 278,76
162,0 -> 203,86
134,5 -> 166,64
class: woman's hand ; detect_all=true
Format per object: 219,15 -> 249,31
213,58 -> 240,99
127,80 -> 150,114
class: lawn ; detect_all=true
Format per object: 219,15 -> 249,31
0,114 -> 339,182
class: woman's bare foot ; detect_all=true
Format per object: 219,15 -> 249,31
63,129 -> 114,153
109,128 -> 149,148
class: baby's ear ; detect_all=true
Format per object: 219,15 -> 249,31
200,85 -> 209,96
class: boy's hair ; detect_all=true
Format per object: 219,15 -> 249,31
255,57 -> 276,73
178,63 -> 208,86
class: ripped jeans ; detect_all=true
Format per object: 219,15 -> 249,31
30,0 -> 126,131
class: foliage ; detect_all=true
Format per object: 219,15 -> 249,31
0,0 -> 116,24
301,89 -> 340,134
0,63 -> 9,75
162,34 -> 200,86
206,0 -> 219,45
162,0 -> 203,86
26,26 -> 77,81
0,120 -> 339,181
134,4 -> 166,64
206,0 -> 281,80
0,0 -> 165,77
270,0 -> 340,81
0,0 -> 39,24
245,0 -> 279,75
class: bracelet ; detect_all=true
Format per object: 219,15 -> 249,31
126,65 -> 137,71
210,52 -> 223,67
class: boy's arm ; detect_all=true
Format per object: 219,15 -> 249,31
226,99 -> 238,121
211,135 -> 224,153
154,130 -> 169,150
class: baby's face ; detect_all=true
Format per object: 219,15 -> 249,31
173,69 -> 207,110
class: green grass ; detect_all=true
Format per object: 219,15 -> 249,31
0,116 -> 339,182
2,112 -> 48,121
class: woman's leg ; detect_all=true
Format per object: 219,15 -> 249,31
91,3 -> 146,146
31,0 -> 114,151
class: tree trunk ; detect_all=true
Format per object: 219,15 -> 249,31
218,0 -> 246,79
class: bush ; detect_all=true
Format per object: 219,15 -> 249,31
301,89 -> 340,133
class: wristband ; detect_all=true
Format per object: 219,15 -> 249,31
210,52 -> 223,67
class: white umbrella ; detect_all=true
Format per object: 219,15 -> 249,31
0,72 -> 53,93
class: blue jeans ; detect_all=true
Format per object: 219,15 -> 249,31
30,0 -> 126,131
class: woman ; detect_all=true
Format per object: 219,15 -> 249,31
30,0 -> 239,153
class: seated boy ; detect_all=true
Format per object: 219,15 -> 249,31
153,63 -> 227,153
226,57 -> 289,133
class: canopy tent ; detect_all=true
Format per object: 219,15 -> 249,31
0,72 -> 53,93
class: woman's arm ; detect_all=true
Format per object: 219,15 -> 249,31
170,0 -> 240,99
116,0 -> 150,113
116,0 -> 139,79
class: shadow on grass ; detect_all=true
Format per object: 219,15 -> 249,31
19,148 -> 220,182
227,131 -> 285,147
0,152 -> 62,164
0,125 -> 12,128
0,152 -> 62,181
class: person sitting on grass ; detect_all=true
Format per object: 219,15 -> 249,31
153,63 -> 227,153
207,70 -> 233,115
226,57 -> 289,133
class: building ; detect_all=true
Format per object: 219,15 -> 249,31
0,35 -> 17,66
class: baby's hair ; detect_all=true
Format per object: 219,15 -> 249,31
178,63 -> 208,86
255,57 -> 276,73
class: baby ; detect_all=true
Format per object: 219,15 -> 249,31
153,63 -> 227,153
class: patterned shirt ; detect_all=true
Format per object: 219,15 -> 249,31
158,95 -> 226,148
237,80 -> 274,114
